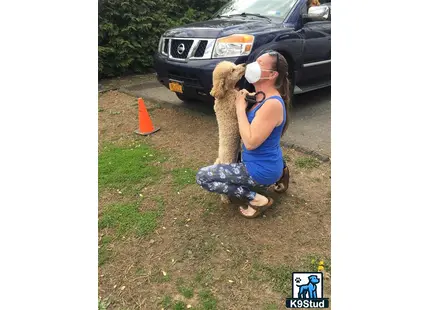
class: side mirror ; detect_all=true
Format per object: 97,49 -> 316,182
302,5 -> 330,22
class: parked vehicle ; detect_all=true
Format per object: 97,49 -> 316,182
153,0 -> 331,102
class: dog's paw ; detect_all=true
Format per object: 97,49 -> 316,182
214,158 -> 221,165
220,195 -> 231,204
266,184 -> 277,192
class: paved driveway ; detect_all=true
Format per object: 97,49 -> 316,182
288,88 -> 331,158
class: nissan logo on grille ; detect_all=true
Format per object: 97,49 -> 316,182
177,43 -> 186,55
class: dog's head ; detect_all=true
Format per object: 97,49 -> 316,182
308,0 -> 321,7
308,275 -> 320,285
210,61 -> 246,98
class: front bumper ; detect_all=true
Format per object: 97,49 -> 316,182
153,53 -> 246,98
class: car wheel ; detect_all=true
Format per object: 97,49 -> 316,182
287,69 -> 295,107
175,93 -> 192,102
176,93 -> 215,104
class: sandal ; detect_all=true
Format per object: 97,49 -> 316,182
239,197 -> 274,219
273,166 -> 290,193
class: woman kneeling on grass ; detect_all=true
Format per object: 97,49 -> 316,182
196,50 -> 291,219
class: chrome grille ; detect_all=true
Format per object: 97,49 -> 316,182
194,40 -> 208,57
170,39 -> 194,59
163,39 -> 169,54
160,37 -> 216,61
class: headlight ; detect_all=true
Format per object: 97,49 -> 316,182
158,36 -> 169,55
212,34 -> 254,58
158,36 -> 163,53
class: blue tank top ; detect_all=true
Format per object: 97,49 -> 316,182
242,95 -> 286,186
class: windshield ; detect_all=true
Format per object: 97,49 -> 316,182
214,0 -> 298,20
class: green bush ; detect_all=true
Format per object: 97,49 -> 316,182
98,0 -> 229,78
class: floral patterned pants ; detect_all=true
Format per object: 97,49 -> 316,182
195,163 -> 265,201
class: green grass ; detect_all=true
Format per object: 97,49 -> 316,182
153,268 -> 172,283
176,277 -> 185,286
172,168 -> 197,189
98,144 -> 163,192
202,201 -> 217,217
176,277 -> 194,298
146,102 -> 162,111
161,296 -> 173,308
194,271 -> 204,284
178,285 -> 194,299
196,238 -> 217,259
98,297 -> 110,310
264,303 -> 278,310
173,301 -> 187,310
198,290 -> 217,310
98,203 -> 161,237
194,270 -> 213,286
153,196 -> 166,212
295,156 -> 321,169
189,196 -> 217,214
161,294 -> 190,309
303,255 -> 331,273
98,235 -> 113,266
160,273 -> 172,283
253,263 -> 293,295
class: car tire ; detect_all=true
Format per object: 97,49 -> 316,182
175,93 -> 192,102
289,75 -> 295,107
176,93 -> 215,104
287,66 -> 296,107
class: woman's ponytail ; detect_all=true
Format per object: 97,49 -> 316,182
273,54 -> 291,136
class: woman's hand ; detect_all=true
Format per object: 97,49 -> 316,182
235,89 -> 249,112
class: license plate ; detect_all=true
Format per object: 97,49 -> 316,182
169,81 -> 183,93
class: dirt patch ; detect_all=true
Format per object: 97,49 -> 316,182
98,91 -> 331,309
99,74 -> 157,92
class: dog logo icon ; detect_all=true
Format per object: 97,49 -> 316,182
296,275 -> 320,299
286,272 -> 329,308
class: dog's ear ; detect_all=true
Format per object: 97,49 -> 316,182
210,79 -> 226,98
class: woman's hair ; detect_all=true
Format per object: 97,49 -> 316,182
267,51 -> 291,136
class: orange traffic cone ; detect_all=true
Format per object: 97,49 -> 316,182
134,98 -> 160,136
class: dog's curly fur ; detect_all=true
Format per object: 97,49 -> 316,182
210,61 -> 246,204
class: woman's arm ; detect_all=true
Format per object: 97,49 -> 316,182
236,91 -> 283,150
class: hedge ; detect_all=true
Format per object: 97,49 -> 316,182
98,0 -> 229,78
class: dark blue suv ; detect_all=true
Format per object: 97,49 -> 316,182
154,0 -> 331,102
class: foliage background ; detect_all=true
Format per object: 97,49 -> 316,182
98,0 -> 229,78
